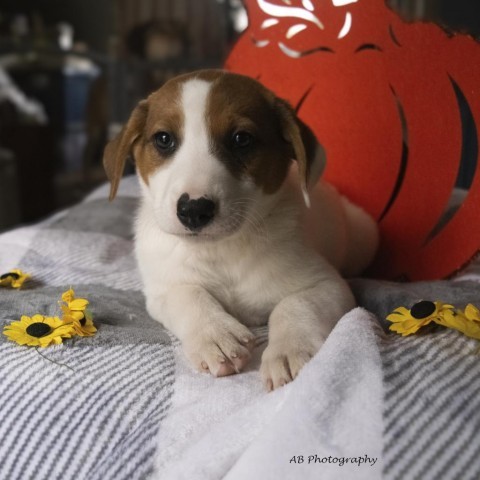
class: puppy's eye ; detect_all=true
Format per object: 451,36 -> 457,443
232,131 -> 253,149
154,131 -> 176,152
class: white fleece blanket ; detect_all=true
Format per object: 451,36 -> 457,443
155,309 -> 383,480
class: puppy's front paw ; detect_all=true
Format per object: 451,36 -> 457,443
260,341 -> 321,391
183,318 -> 255,377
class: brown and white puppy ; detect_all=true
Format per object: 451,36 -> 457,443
103,70 -> 378,390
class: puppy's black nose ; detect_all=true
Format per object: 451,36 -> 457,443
176,194 -> 216,231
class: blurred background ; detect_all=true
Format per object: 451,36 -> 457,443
0,0 -> 478,231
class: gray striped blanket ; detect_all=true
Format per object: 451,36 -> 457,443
1,176 -> 479,480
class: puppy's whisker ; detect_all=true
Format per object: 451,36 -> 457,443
231,210 -> 268,240
244,213 -> 266,236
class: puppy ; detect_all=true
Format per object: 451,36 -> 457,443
103,70 -> 378,390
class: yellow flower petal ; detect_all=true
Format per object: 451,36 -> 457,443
464,304 -> 480,322
439,303 -> 455,311
386,308 -> 414,324
68,298 -> 89,310
387,314 -> 407,323
390,319 -> 423,336
61,289 -> 75,303
75,321 -> 97,337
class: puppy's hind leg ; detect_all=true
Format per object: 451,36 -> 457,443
340,197 -> 379,277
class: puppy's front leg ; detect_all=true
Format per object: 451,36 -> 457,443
147,285 -> 256,377
261,278 -> 355,390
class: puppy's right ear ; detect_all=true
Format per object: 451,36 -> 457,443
103,100 -> 148,200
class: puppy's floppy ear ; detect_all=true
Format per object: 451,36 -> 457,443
103,100 -> 148,201
274,98 -> 326,207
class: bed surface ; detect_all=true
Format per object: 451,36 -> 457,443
1,175 -> 480,480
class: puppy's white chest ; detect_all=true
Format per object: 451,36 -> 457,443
182,244 -> 281,326
137,227 -> 283,327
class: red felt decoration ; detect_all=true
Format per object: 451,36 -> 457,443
226,0 -> 480,281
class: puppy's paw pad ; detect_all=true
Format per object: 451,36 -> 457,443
260,345 -> 316,391
184,321 -> 255,377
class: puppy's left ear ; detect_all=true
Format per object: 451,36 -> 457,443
274,98 -> 326,207
103,100 -> 148,201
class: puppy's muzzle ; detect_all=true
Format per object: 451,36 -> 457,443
176,194 -> 216,231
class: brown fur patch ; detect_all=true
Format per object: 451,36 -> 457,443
206,73 -> 293,194
135,79 -> 185,185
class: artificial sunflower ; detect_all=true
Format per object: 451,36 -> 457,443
3,314 -> 75,347
434,305 -> 480,341
386,300 -> 454,336
0,269 -> 30,288
59,288 -> 96,336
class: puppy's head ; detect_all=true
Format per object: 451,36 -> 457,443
103,70 -> 325,239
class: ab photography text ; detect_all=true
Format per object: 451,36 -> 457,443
289,454 -> 378,467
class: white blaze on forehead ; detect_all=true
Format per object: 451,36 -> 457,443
179,77 -> 213,181
181,78 -> 211,151
147,77 -> 216,204
174,77 -> 228,198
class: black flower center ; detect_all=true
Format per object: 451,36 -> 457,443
26,322 -> 52,338
79,314 -> 86,327
411,301 -> 436,319
1,272 -> 20,280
